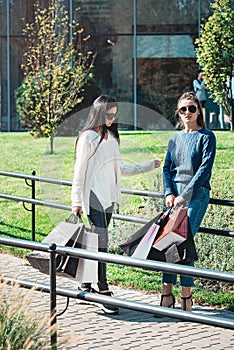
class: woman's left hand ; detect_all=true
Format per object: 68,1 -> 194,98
173,195 -> 186,208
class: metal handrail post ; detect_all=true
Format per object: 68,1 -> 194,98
31,171 -> 36,241
49,243 -> 57,350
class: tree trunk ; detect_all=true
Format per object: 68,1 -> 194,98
231,99 -> 234,131
50,135 -> 54,154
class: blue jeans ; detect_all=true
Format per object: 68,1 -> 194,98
162,186 -> 210,287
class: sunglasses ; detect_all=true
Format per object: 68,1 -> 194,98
179,105 -> 197,114
106,112 -> 118,121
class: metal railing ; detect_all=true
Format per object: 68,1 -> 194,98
0,170 -> 233,241
0,235 -> 234,350
0,170 -> 234,348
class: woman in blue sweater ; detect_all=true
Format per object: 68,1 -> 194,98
162,91 -> 216,311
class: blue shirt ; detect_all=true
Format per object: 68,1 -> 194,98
163,128 -> 216,200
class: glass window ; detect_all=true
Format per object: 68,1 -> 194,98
73,0 -> 134,104
133,0 -> 212,127
137,35 -> 196,58
137,0 -> 199,26
74,0 -> 133,34
0,0 -> 54,131
0,0 -> 214,131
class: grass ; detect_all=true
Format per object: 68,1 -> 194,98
0,130 -> 233,309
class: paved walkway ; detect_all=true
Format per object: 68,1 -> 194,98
0,253 -> 233,350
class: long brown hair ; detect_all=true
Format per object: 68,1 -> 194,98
176,91 -> 206,129
75,95 -> 119,158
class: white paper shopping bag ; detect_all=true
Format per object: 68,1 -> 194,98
131,222 -> 160,259
76,231 -> 98,283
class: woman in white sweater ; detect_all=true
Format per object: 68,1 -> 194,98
71,95 -> 161,314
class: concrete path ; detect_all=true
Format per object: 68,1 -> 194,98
0,253 -> 233,349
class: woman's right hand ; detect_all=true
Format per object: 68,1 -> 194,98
154,158 -> 162,168
165,194 -> 175,208
72,206 -> 82,217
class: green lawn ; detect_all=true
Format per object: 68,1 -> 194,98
0,131 -> 233,309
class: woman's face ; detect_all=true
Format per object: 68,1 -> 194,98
178,99 -> 199,127
105,106 -> 118,127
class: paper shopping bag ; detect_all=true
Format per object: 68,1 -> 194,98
131,222 -> 161,259
152,207 -> 188,251
27,218 -> 85,278
119,211 -> 164,256
76,231 -> 98,283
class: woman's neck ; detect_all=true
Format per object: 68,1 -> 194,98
93,126 -> 100,133
184,123 -> 202,133
93,127 -> 108,139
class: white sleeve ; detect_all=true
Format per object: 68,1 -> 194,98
71,134 -> 91,207
121,159 -> 155,176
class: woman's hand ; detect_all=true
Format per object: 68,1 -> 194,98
72,206 -> 82,217
166,194 -> 185,209
165,194 -> 175,208
154,158 -> 162,168
173,195 -> 186,208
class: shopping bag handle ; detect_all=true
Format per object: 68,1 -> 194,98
157,205 -> 188,227
156,207 -> 173,227
66,213 -> 92,229
57,214 -> 83,272
66,213 -> 82,224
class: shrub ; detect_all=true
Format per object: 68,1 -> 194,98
0,280 -> 67,350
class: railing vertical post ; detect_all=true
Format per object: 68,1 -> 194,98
49,243 -> 57,350
31,171 -> 36,241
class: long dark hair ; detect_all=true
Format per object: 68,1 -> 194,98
176,91 -> 206,129
75,95 -> 119,157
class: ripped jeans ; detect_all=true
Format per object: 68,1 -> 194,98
162,185 -> 210,287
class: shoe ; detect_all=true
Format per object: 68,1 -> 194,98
99,291 -> 119,315
160,292 -> 175,308
78,283 -> 98,293
181,295 -> 193,311
154,292 -> 175,318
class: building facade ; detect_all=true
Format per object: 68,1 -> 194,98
0,0 -> 213,131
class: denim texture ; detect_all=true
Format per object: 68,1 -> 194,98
163,185 -> 210,287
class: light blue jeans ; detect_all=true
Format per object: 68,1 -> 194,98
162,185 -> 210,287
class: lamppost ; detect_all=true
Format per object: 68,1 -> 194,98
133,0 -> 137,130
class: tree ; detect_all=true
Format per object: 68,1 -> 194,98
195,0 -> 234,130
15,0 -> 94,153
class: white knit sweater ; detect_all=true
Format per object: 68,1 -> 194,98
71,130 -> 156,215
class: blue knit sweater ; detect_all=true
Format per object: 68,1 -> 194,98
163,128 -> 216,200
